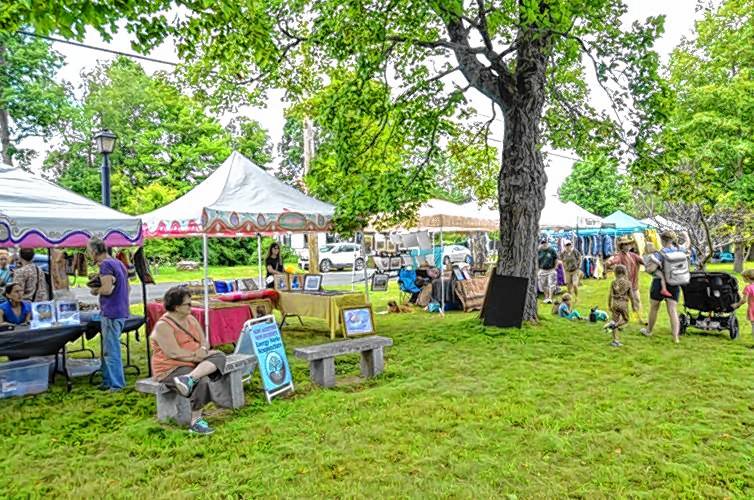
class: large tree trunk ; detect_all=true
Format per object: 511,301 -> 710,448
494,34 -> 549,322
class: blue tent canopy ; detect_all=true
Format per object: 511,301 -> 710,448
601,210 -> 647,232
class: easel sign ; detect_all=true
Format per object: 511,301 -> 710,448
241,315 -> 294,402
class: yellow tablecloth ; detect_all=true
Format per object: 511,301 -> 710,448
277,292 -> 368,338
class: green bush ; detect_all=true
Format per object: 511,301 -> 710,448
143,237 -> 298,266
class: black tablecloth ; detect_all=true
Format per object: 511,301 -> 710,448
0,315 -> 145,359
0,325 -> 86,358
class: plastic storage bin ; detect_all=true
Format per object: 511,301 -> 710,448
0,357 -> 53,398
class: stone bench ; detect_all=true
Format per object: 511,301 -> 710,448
135,353 -> 257,426
294,336 -> 393,388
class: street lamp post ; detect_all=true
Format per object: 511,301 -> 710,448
93,129 -> 117,207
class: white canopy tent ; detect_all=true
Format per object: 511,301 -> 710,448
539,197 -> 603,229
641,215 -> 685,232
0,163 -> 142,248
140,152 -> 342,336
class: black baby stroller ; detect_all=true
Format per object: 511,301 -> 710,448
680,272 -> 741,339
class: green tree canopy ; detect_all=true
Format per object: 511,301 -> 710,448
559,154 -> 633,217
44,57 -> 271,211
0,32 -> 71,166
631,0 -> 754,267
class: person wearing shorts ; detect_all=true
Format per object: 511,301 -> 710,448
537,238 -> 559,304
641,231 -> 687,343
559,240 -> 582,302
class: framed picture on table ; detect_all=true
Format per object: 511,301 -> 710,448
55,301 -> 80,325
273,274 -> 289,291
248,299 -> 274,319
289,274 -> 303,291
341,305 -> 376,337
303,274 -> 322,292
31,301 -> 55,329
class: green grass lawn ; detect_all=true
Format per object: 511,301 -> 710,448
2,264 -> 754,497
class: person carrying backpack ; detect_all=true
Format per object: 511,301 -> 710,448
641,230 -> 691,343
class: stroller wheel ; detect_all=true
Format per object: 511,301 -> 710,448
729,315 -> 739,340
679,314 -> 689,336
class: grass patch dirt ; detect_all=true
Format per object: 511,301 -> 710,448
2,264 -> 754,498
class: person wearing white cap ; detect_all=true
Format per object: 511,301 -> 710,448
537,238 -> 559,303
558,240 -> 582,301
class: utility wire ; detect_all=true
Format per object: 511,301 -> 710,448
16,30 -> 179,66
17,30 -> 581,164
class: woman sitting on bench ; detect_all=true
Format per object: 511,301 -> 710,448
150,286 -> 227,435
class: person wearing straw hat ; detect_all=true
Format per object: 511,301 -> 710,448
558,240 -> 582,302
605,235 -> 646,324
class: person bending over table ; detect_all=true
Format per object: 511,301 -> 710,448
150,286 -> 228,435
265,242 -> 285,288
0,283 -> 31,325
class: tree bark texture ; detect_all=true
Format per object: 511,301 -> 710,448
734,242 -> 745,273
496,52 -> 548,321
0,42 -> 11,165
0,108 -> 11,165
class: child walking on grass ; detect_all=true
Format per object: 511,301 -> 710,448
644,242 -> 673,298
733,269 -> 754,338
607,264 -> 632,347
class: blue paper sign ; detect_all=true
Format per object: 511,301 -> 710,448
242,316 -> 293,396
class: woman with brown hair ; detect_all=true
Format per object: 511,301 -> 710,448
150,286 -> 228,435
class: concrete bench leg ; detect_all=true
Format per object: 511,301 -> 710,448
360,347 -> 385,378
156,391 -> 192,426
310,357 -> 336,387
209,372 -> 245,410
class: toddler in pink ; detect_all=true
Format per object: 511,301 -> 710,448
733,269 -> 754,337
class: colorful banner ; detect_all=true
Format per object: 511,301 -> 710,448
242,316 -> 293,399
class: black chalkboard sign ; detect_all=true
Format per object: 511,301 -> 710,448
480,274 -> 529,328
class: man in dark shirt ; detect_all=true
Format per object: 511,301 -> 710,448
537,238 -> 559,304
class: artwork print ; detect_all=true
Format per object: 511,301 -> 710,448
341,305 -> 375,337
303,274 -> 322,291
290,274 -> 302,291
31,301 -> 55,329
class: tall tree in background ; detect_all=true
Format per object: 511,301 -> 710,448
44,57 -> 271,211
631,0 -> 754,270
133,1 -> 664,319
0,32 -> 71,166
277,115 -> 305,188
559,153 -> 633,216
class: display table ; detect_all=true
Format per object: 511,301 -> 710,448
146,302 -> 252,347
277,291 -> 368,339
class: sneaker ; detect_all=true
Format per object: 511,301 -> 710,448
173,375 -> 196,397
640,328 -> 652,337
543,298 -> 552,304
610,340 -> 623,347
604,321 -> 616,331
189,418 -> 214,435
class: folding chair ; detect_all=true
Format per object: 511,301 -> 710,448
398,268 -> 421,304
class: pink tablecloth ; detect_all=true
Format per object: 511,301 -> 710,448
146,302 -> 252,347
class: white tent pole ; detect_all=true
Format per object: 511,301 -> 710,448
257,233 -> 263,287
440,226 -> 445,315
202,233 -> 210,343
361,231 -> 369,301
351,241 -> 356,292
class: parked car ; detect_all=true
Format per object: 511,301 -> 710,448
404,244 -> 473,266
299,243 -> 365,272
